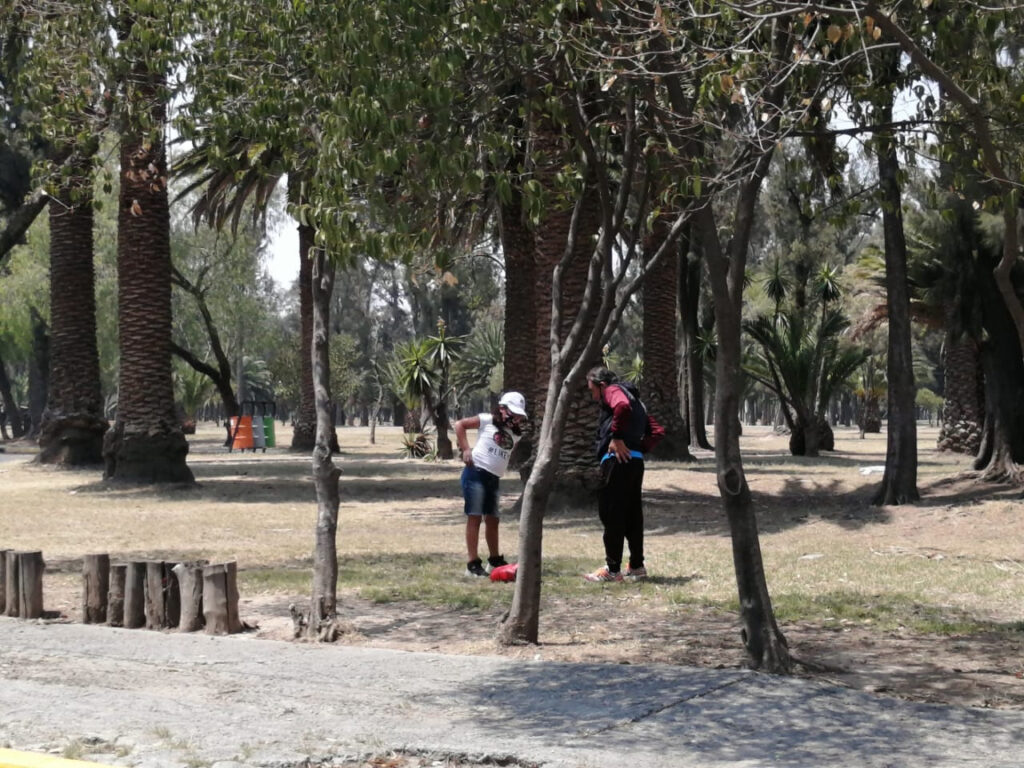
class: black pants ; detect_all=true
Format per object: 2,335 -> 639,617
598,459 -> 645,572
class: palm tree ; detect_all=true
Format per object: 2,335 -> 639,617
102,10 -> 192,483
642,214 -> 693,460
38,158 -> 108,464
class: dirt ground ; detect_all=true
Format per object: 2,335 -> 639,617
5,424 -> 1024,717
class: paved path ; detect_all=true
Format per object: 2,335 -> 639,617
2,619 -> 1023,768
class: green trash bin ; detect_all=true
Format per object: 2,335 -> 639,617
263,415 -> 276,448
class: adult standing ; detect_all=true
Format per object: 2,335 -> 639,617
584,366 -> 665,582
453,392 -> 528,577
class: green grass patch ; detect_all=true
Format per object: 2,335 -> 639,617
771,590 -> 1024,635
239,567 -> 311,593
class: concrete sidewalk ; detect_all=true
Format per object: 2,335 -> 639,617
1,619 -> 1022,768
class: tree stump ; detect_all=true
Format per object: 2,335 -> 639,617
165,562 -> 181,628
144,561 -> 167,629
123,561 -> 147,629
107,563 -> 127,627
172,561 -> 205,632
0,549 -> 10,614
17,551 -> 44,619
4,550 -> 18,617
202,561 -> 242,635
82,554 -> 110,624
144,561 -> 181,630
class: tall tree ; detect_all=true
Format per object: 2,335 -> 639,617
103,3 -> 192,483
38,158 -> 108,463
642,214 -> 693,460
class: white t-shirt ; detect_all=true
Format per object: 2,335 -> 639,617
470,413 -> 521,477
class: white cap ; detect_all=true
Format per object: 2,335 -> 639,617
498,391 -> 527,418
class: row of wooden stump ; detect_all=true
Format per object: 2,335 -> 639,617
1,549 -> 244,635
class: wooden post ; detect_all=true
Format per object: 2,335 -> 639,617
123,561 -> 146,629
172,561 -> 204,632
0,549 -> 9,614
17,551 -> 44,619
82,554 -> 110,624
164,562 -> 181,629
203,561 -> 242,635
5,551 -> 20,617
145,561 -> 166,629
107,563 -> 126,627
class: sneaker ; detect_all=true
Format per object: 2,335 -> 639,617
486,555 -> 508,573
465,559 -> 487,577
624,565 -> 648,580
583,566 -> 623,583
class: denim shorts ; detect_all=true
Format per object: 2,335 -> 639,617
461,465 -> 501,517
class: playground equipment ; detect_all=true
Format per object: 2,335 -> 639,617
229,400 -> 276,452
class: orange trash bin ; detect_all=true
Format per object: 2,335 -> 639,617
230,415 -> 254,451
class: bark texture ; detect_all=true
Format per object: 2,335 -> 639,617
102,63 -> 192,484
39,167 -> 108,465
643,216 -> 693,461
872,72 -> 919,506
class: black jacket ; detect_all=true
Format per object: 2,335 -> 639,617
593,382 -> 651,460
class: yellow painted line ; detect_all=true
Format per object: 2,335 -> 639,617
0,749 -> 109,768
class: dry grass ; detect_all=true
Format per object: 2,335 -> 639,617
2,421 -> 1023,708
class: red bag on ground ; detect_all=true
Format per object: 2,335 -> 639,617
489,563 -> 518,582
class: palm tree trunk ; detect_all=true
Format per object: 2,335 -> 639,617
103,55 -> 192,484
38,165 -> 108,465
643,215 -> 693,460
499,191 -> 537,470
937,332 -> 983,455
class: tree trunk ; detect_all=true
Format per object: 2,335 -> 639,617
700,201 -> 791,673
973,246 -> 1024,481
170,267 -> 239,447
123,561 -> 147,629
500,366 -> 575,645
202,561 -> 242,635
5,551 -> 19,617
499,191 -> 537,471
643,215 -> 693,461
0,350 -> 26,439
937,332 -> 984,455
307,249 -> 342,641
27,307 -> 48,439
530,175 -> 601,502
291,178 -> 317,452
82,553 -> 110,624
682,229 -> 711,449
0,549 -> 9,614
172,561 -> 205,632
102,56 -> 193,484
107,563 -> 126,627
434,401 -> 453,460
18,551 -> 45,620
872,75 -> 919,506
39,166 -> 108,465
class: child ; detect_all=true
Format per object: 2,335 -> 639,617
453,391 -> 527,577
